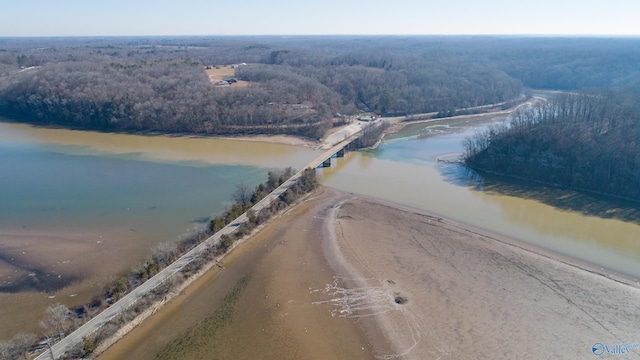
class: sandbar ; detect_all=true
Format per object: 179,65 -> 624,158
99,187 -> 640,359
98,188 -> 377,360
331,195 -> 640,359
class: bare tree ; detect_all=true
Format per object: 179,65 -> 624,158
131,260 -> 148,280
40,303 -> 73,340
152,240 -> 178,267
232,181 -> 251,206
0,340 -> 16,360
11,333 -> 37,360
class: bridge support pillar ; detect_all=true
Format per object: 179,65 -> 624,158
322,159 -> 332,167
336,148 -> 345,158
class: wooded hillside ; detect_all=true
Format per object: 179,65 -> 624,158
464,91 -> 640,200
0,36 -> 639,138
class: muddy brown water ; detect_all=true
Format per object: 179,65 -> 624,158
3,110 -> 640,346
321,115 -> 640,280
0,120 -> 321,339
99,188 -> 378,360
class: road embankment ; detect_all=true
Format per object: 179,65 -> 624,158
100,186 -> 640,360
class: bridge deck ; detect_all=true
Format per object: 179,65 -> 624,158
307,134 -> 358,169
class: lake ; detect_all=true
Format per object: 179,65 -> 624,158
3,111 -> 640,340
0,120 -> 321,338
321,114 -> 640,279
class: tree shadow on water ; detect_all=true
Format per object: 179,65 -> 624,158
438,163 -> 640,225
0,253 -> 80,294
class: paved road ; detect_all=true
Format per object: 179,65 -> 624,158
320,122 -> 363,150
35,94 -> 534,358
35,132 -> 362,360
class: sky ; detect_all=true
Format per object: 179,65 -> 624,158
1,0 -> 639,37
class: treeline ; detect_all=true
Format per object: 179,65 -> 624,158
0,36 -> 526,137
0,59 -> 331,139
2,36 -> 640,138
104,167 -> 317,306
464,91 -> 640,200
351,122 -> 390,149
488,37 -> 640,91
209,167 -> 318,238
239,58 -> 522,116
0,167 -> 319,359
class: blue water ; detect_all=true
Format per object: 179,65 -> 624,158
0,140 -> 271,250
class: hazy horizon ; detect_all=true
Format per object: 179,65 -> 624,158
1,34 -> 639,39
2,0 -> 638,37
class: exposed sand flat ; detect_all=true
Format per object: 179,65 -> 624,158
98,188 -> 378,360
216,134 -> 319,148
0,229 -> 150,338
329,197 -> 640,359
96,187 -> 640,359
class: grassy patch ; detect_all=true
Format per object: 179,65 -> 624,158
155,274 -> 251,360
205,66 -> 250,87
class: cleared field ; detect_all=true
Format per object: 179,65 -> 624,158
204,65 -> 250,87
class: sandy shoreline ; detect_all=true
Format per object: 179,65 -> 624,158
96,187 -> 640,359
214,133 -> 319,148
331,195 -> 640,359
98,188 -> 378,360
0,228 -> 152,339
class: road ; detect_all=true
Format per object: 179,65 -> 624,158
320,121 -> 364,150
35,92 -> 539,358
35,130 -> 362,360
34,93 -> 537,358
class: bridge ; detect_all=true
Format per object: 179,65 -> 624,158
35,131 -> 361,359
308,133 -> 357,169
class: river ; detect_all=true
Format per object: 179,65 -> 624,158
0,120 -> 321,339
321,114 -> 640,280
3,112 -> 640,340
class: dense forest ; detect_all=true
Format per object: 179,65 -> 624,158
464,91 -> 640,201
0,36 -> 639,138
